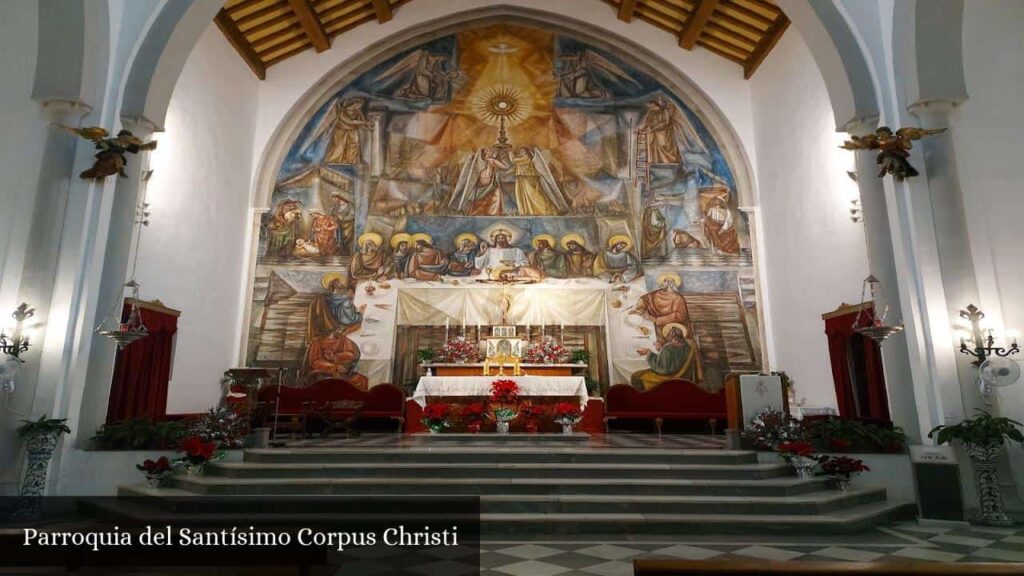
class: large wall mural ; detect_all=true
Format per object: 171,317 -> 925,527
245,23 -> 763,392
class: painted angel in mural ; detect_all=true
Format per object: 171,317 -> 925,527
554,49 -> 638,99
449,147 -> 510,215
638,96 -> 709,168
302,98 -> 372,165
840,126 -> 945,181
306,273 -> 368,389
375,49 -> 462,101
510,147 -> 569,216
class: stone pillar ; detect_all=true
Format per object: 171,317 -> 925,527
908,100 -> 984,415
845,117 -> 924,442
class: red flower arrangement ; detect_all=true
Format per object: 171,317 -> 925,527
178,434 -> 216,461
136,456 -> 172,475
819,455 -> 870,480
775,440 -> 815,462
490,380 -> 521,404
828,437 -> 853,452
461,402 -> 485,433
422,402 -> 451,432
520,403 -> 546,433
524,337 -> 568,364
553,402 -> 583,425
438,338 -> 480,363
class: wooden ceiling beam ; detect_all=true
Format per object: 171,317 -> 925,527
744,14 -> 789,78
214,9 -> 266,80
618,0 -> 638,22
372,0 -> 392,23
679,0 -> 718,49
287,0 -> 330,52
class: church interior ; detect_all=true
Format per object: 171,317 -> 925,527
2,0 -> 1024,574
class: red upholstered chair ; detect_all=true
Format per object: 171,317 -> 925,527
257,379 -> 405,433
604,379 -> 727,434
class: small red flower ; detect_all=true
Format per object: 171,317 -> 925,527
423,402 -> 450,422
180,435 -> 217,461
461,402 -> 486,421
490,380 -> 521,404
776,441 -> 814,458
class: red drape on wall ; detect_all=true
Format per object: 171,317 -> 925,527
823,307 -> 890,422
106,302 -> 179,422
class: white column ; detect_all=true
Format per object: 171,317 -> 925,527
845,117 -> 924,442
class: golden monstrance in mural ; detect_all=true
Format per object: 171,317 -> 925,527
246,23 -> 763,393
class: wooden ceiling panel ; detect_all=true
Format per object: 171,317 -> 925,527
215,0 -> 788,79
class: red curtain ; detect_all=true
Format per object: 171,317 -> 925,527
823,307 -> 890,422
106,303 -> 179,422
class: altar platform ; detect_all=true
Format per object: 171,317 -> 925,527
423,362 -> 587,377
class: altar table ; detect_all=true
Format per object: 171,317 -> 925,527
413,376 -> 588,409
423,363 -> 587,377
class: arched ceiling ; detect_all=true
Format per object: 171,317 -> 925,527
215,0 -> 789,80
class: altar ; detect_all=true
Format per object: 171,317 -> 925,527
422,363 -> 587,377
413,375 -> 589,409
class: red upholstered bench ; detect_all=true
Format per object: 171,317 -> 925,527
258,379 -> 405,432
604,379 -> 726,434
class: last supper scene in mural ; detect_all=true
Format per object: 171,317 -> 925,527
245,23 -> 763,393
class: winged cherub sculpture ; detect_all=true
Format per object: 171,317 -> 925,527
58,126 -> 158,180
840,126 -> 945,181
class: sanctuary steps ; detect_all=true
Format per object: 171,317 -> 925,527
120,436 -> 915,539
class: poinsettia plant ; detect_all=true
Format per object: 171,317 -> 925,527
461,402 -> 486,422
524,337 -> 569,364
553,402 -> 583,426
175,435 -> 222,468
490,379 -> 521,404
743,408 -> 804,449
775,441 -> 815,463
421,402 -> 451,433
818,455 -> 870,481
438,337 -> 480,363
136,456 -> 172,476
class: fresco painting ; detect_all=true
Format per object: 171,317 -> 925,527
246,23 -> 762,391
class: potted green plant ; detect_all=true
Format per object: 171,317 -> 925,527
416,348 -> 436,375
17,415 -> 71,496
929,410 -> 1024,526
570,349 -> 590,364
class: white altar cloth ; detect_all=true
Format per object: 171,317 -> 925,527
413,376 -> 588,409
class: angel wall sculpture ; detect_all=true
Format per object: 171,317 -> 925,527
59,126 -> 157,181
841,126 -> 946,181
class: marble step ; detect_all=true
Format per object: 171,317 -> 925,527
111,486 -> 912,537
478,500 -> 917,537
477,489 -> 887,515
166,475 -> 831,497
117,485 -> 883,517
242,447 -> 759,466
207,461 -> 792,481
408,433 -> 591,444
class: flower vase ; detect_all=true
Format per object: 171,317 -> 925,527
791,456 -> 816,480
525,422 -> 538,434
965,441 -> 1014,526
184,462 -> 205,476
496,421 -> 510,435
466,422 -> 481,434
561,424 -> 574,435
19,433 -> 60,497
832,477 -> 850,492
146,474 -> 167,489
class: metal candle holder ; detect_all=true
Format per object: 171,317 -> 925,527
959,304 -> 1019,366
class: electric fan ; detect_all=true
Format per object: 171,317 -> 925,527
978,357 -> 1021,405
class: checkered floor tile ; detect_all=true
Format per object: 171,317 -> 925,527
471,522 -> 1024,576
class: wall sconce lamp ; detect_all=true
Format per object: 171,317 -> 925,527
959,304 -> 1019,366
0,303 -> 33,394
0,303 -> 33,360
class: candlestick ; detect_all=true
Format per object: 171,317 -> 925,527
526,323 -> 530,340
477,322 -> 481,343
561,322 -> 565,343
445,318 -> 450,341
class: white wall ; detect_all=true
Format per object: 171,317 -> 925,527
954,0 -> 1024,496
134,26 -> 260,414
750,29 -> 868,410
